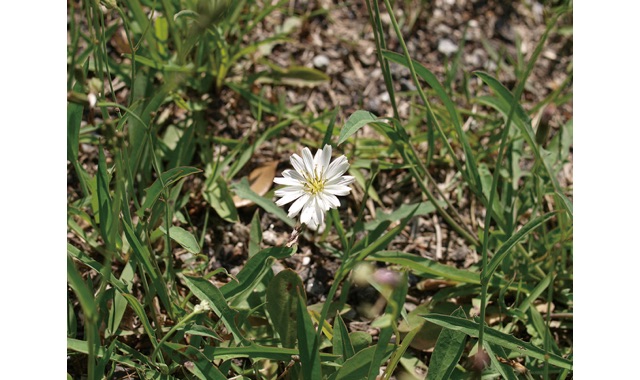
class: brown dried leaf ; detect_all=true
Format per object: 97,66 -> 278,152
233,161 -> 278,208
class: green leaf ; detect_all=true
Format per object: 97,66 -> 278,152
203,176 -> 239,222
367,250 -> 479,284
332,313 -> 355,363
338,110 -> 378,145
231,177 -> 295,227
202,344 -> 340,362
182,275 -> 249,345
334,345 -> 395,380
422,314 -> 572,370
163,342 -> 227,380
160,226 -> 201,254
426,307 -> 468,380
137,166 -> 202,218
482,212 -> 556,282
381,50 -> 482,191
296,284 -> 322,379
266,269 -> 303,348
363,201 -> 443,231
121,293 -> 158,348
121,215 -> 173,316
249,210 -> 262,257
220,246 -> 295,299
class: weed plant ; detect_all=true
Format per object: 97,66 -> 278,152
67,0 -> 573,379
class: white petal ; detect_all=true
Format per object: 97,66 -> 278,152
319,192 -> 340,208
326,175 -> 356,186
282,169 -> 306,182
275,189 -> 304,205
324,184 -> 352,196
314,196 -> 325,226
302,147 -> 316,178
318,145 -> 332,177
274,176 -> 304,186
325,155 -> 350,180
300,200 -> 316,225
290,154 -> 305,175
288,194 -> 310,218
275,185 -> 304,197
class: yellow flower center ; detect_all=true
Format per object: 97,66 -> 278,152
304,168 -> 325,195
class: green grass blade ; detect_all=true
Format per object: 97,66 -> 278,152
136,167 -> 202,218
182,275 -> 249,345
422,314 -> 572,370
334,345 -> 395,380
482,212 -> 557,282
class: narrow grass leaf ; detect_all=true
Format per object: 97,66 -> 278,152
367,251 -> 479,284
182,275 -> 249,345
137,167 -> 201,218
202,344 -> 340,362
121,293 -> 158,348
97,146 -> 115,250
121,216 -> 173,316
426,307 -> 468,380
483,341 -> 519,380
232,177 -> 295,227
334,345 -> 395,380
338,110 -> 377,145
266,269 -> 303,348
220,246 -> 294,299
163,342 -> 227,380
422,314 -> 572,370
105,262 -> 135,338
296,286 -> 322,380
363,201 -> 443,230
381,50 -> 481,189
482,212 -> 556,282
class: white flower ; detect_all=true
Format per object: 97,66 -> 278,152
274,145 -> 355,230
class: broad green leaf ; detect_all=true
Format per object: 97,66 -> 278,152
160,225 -> 201,254
266,269 -> 303,348
137,166 -> 202,218
338,110 -> 378,145
203,176 -> 239,222
332,313 -> 355,363
296,284 -> 321,380
423,314 -> 572,370
232,177 -> 295,227
426,307 -> 468,380
182,275 -> 249,345
349,331 -> 372,353
249,210 -> 262,257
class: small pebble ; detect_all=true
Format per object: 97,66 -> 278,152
438,39 -> 458,56
313,55 -> 330,70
